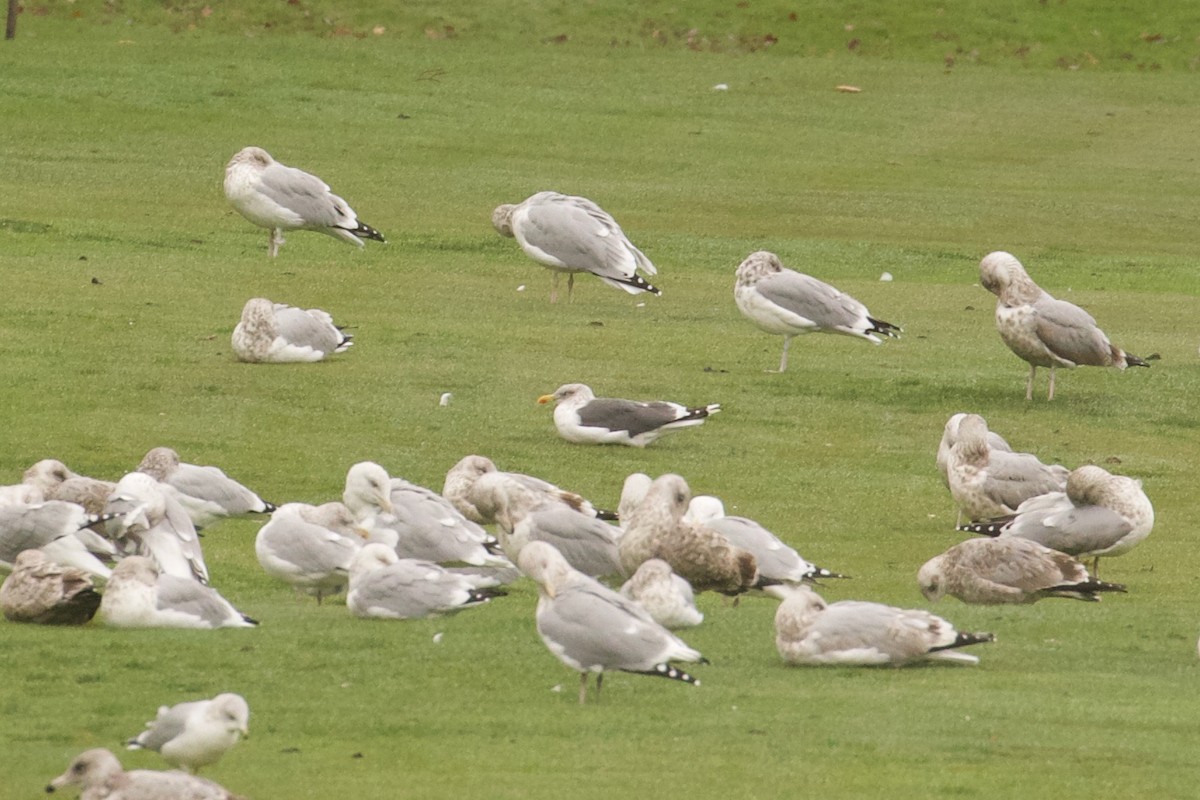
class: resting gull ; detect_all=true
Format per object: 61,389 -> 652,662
537,383 -> 720,447
684,495 -> 845,584
734,250 -> 900,373
442,454 -> 616,525
46,748 -> 243,800
100,556 -> 257,629
619,558 -> 703,629
0,501 -> 114,579
518,541 -> 704,704
979,251 -> 1150,400
255,502 -> 366,603
104,472 -> 208,584
960,464 -> 1153,576
492,191 -> 660,303
918,537 -> 1126,605
22,459 -> 116,514
772,584 -> 994,666
137,447 -> 274,529
347,543 -> 504,620
224,145 -> 385,257
617,472 -> 653,523
0,549 -> 101,625
620,474 -> 766,596
232,297 -> 353,363
945,413 -> 1068,523
127,693 -> 249,773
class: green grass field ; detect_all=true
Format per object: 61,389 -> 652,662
2,2 -> 1199,798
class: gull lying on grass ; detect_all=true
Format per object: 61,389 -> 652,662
0,501 -> 114,579
537,383 -> 720,447
137,447 -> 274,530
22,459 -> 116,515
442,454 -> 616,525
959,464 -> 1153,576
0,549 -> 101,625
255,502 -> 366,603
772,584 -> 994,666
492,191 -> 660,303
519,541 -> 704,704
47,749 -> 243,800
619,558 -> 704,629
224,145 -> 385,257
979,251 -> 1151,401
918,537 -> 1126,605
347,543 -> 504,619
105,472 -> 208,584
100,556 -> 257,629
127,693 -> 249,773
734,250 -> 900,373
232,298 -> 353,363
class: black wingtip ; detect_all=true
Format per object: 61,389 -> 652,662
626,662 -> 701,685
956,520 -> 1009,537
621,273 -> 661,296
868,316 -> 902,339
808,565 -> 849,580
260,502 -> 277,514
354,221 -> 386,243
594,508 -> 620,521
1125,352 -> 1154,368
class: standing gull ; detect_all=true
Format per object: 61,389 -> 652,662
619,558 -> 704,629
127,693 -> 250,774
100,556 -> 257,629
255,502 -> 366,603
734,250 -> 900,373
772,584 -> 994,666
960,464 -> 1153,576
979,251 -> 1150,400
519,541 -> 704,704
917,537 -> 1126,605
935,413 -> 1012,490
491,191 -> 660,303
537,383 -> 720,447
347,543 -> 503,620
232,298 -> 352,364
137,447 -> 274,530
224,145 -> 385,257
47,749 -> 242,800
0,549 -> 101,625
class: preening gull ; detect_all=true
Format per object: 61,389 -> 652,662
684,496 -> 845,584
232,297 -> 353,364
22,459 -> 116,514
537,383 -> 720,447
127,693 -> 249,773
224,145 -> 385,257
46,748 -> 243,800
945,414 -> 1068,523
619,558 -> 703,629
0,549 -> 101,625
137,447 -> 274,529
104,472 -> 208,584
255,502 -> 366,603
518,541 -> 704,704
0,501 -> 113,579
0,482 -> 43,506
918,537 -> 1126,605
771,584 -> 994,666
343,462 -> 509,567
979,251 -> 1150,400
347,543 -> 504,620
935,413 -> 1012,490
443,454 -> 615,525
960,464 -> 1153,576
100,556 -> 257,629
620,474 -> 765,596
491,191 -> 660,303
617,472 -> 653,522
734,250 -> 900,373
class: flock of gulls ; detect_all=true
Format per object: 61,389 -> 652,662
12,147 -> 1159,798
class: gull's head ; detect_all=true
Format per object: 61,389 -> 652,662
630,557 -> 673,585
537,383 -> 593,408
211,693 -> 251,738
228,146 -> 274,171
110,556 -> 159,588
47,749 -> 123,793
917,556 -> 946,602
617,472 -> 653,521
446,455 -> 496,485
978,251 -> 1026,296
351,542 -> 399,578
113,472 -> 169,514
491,204 -> 517,237
952,414 -> 990,456
683,495 -> 726,524
639,474 -> 692,523
735,251 -> 784,287
1066,464 -> 1115,505
22,459 -> 78,490
344,462 -> 394,516
517,540 -> 573,597
306,502 -> 367,538
136,447 -> 180,481
13,549 -> 51,572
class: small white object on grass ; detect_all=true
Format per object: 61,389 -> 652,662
879,272 -> 893,282
517,285 -> 527,292
439,392 -> 453,406
713,83 -> 729,91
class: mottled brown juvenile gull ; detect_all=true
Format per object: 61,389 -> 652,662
105,472 -> 208,584
100,556 -> 257,629
979,251 -> 1150,400
343,462 -> 509,567
255,502 -> 365,603
917,537 -> 1126,605
537,383 -> 720,447
945,414 -> 1068,523
127,693 -> 249,773
620,474 -> 765,596
0,501 -> 113,579
619,558 -> 703,629
684,496 -> 845,584
492,190 -> 660,303
519,541 -> 704,704
734,250 -> 901,373
935,412 -> 1012,490
772,584 -> 994,666
22,459 -> 116,514
442,454 -> 615,525
0,549 -> 101,625
347,543 -> 504,620
224,145 -> 385,257
231,297 -> 352,364
960,464 -> 1153,576
137,447 -> 274,530
46,748 -> 243,800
